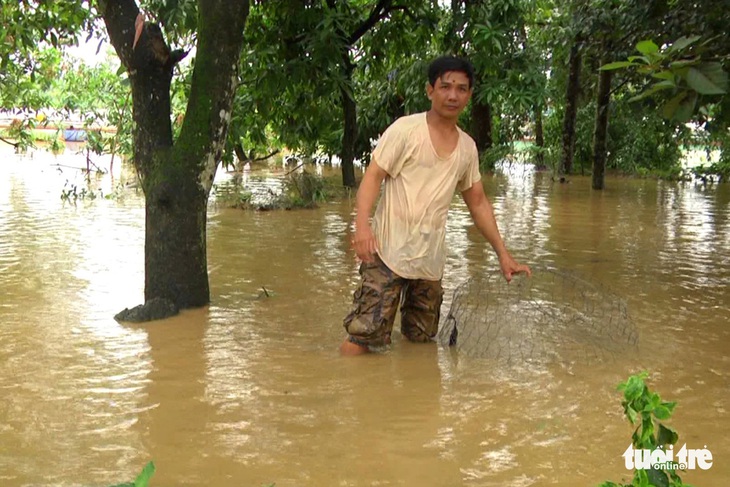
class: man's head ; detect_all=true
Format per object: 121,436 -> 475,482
428,56 -> 475,89
426,56 -> 474,120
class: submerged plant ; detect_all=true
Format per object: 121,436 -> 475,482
108,461 -> 155,487
600,373 -> 698,487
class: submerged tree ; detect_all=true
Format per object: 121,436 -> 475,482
99,0 -> 250,317
1,0 -> 251,318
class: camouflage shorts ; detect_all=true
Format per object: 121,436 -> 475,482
343,254 -> 444,347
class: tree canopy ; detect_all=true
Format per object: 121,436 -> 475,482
2,0 -> 730,184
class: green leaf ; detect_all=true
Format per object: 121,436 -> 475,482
657,424 -> 678,446
686,66 -> 728,95
626,405 -> 638,424
628,81 -> 675,102
662,92 -> 687,119
661,401 -> 677,414
636,40 -> 659,55
651,71 -> 674,81
646,467 -> 669,487
653,405 -> 671,420
669,59 -> 699,70
628,56 -> 650,64
633,469 -> 649,487
600,61 -> 634,71
134,461 -> 155,487
673,91 -> 698,122
668,35 -> 701,53
622,375 -> 646,401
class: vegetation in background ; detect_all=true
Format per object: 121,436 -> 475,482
213,169 -> 349,211
3,0 -> 729,185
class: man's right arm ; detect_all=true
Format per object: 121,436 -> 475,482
352,158 -> 388,263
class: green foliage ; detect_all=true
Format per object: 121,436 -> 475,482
601,36 -> 729,123
214,170 -> 339,211
607,99 -> 686,177
108,461 -> 155,487
688,128 -> 730,182
448,0 -> 548,149
60,180 -> 104,203
0,1 -> 95,63
281,170 -> 330,209
3,0 -> 729,187
479,145 -> 511,172
50,58 -> 134,161
2,117 -> 37,153
543,96 -> 685,178
237,0 -> 436,176
599,373 -> 691,487
213,182 -> 254,210
0,47 -> 62,110
141,0 -> 198,47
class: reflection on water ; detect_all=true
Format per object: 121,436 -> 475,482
1,146 -> 729,486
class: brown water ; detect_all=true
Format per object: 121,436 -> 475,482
1,147 -> 728,487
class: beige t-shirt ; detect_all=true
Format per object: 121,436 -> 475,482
372,112 -> 481,281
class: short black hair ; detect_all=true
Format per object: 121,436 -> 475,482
428,56 -> 475,88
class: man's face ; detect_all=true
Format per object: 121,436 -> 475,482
426,71 -> 473,120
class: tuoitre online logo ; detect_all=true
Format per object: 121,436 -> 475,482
623,444 -> 714,471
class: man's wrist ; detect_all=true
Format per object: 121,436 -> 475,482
494,246 -> 509,260
355,213 -> 370,228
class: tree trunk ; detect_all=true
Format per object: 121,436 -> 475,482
470,99 -> 493,155
592,65 -> 612,190
534,104 -> 545,168
340,56 -> 357,188
560,41 -> 582,175
101,0 -> 249,317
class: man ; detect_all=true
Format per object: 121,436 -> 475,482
341,56 -> 531,356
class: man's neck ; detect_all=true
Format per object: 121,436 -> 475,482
426,109 -> 458,133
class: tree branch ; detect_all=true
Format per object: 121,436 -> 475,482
608,78 -> 631,97
169,49 -> 189,66
252,149 -> 280,162
0,136 -> 19,148
348,0 -> 392,45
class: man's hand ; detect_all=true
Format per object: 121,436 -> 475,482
352,222 -> 378,263
498,253 -> 531,282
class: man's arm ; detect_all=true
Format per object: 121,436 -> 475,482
352,159 -> 388,263
461,181 -> 531,281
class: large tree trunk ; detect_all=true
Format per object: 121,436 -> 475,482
592,64 -> 612,190
101,0 -> 249,319
560,41 -> 582,175
340,56 -> 357,188
535,104 -> 545,168
470,99 -> 493,154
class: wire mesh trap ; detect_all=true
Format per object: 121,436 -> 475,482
437,267 -> 639,365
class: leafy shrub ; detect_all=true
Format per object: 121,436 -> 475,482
280,170 -> 329,208
479,145 -> 511,172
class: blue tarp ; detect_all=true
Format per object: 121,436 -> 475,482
63,129 -> 87,142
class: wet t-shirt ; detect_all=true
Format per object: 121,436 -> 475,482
372,112 -> 481,281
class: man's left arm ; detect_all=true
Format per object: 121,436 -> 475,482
461,182 -> 531,281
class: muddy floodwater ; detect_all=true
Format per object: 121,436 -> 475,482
1,146 -> 728,487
